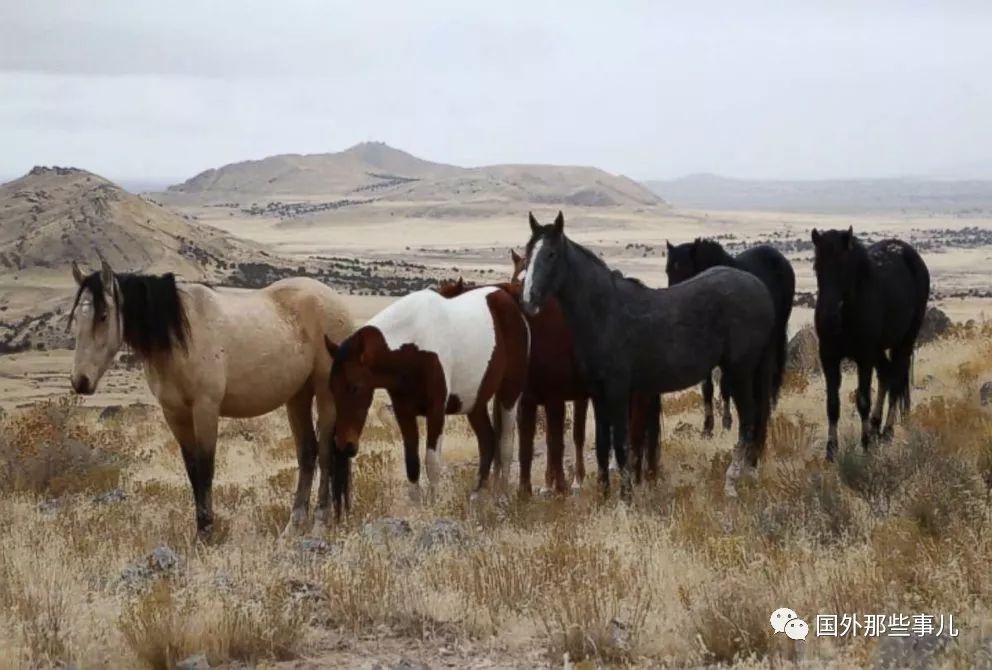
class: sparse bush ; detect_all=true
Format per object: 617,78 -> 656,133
0,397 -> 123,496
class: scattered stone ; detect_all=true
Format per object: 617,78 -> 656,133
980,381 -> 992,407
148,545 -> 180,572
394,658 -> 430,670
673,421 -> 695,437
37,498 -> 60,514
299,537 -> 333,555
93,488 -> 127,505
786,325 -> 820,374
918,306 -> 951,345
872,634 -> 954,670
608,618 -> 630,651
361,517 -> 413,542
416,518 -> 469,553
120,545 -> 181,588
176,653 -> 210,670
974,636 -> 992,670
98,405 -> 122,420
286,578 -> 325,603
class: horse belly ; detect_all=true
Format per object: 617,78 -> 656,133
218,313 -> 314,418
445,316 -> 498,414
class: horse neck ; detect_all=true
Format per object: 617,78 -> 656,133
698,244 -> 735,272
848,244 -> 873,296
553,238 -> 615,328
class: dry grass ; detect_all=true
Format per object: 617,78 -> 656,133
1,330 -> 991,668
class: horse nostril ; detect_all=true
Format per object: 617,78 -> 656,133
74,375 -> 92,395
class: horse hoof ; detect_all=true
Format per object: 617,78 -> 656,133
880,427 -> 894,443
702,428 -> 714,439
570,479 -> 582,493
724,481 -> 739,498
408,483 -> 423,504
825,439 -> 838,462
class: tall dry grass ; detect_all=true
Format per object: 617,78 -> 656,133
0,328 -> 990,667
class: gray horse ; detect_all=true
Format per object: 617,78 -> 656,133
519,212 -> 777,496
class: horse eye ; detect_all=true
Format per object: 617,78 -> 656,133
348,383 -> 359,394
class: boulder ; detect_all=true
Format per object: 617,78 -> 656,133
918,307 -> 951,345
786,325 -> 820,374
416,518 -> 469,553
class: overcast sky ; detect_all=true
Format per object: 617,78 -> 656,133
2,1 -> 991,182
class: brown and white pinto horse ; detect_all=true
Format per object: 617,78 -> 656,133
323,286 -> 528,512
439,256 -> 590,495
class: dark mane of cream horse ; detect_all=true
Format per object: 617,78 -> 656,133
68,261 -> 354,536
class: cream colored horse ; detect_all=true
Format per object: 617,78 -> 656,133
68,260 -> 353,536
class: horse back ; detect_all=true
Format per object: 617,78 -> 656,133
866,239 -> 930,342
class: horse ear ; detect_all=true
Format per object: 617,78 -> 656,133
529,212 -> 540,235
666,241 -> 674,253
456,277 -> 465,291
72,261 -> 84,286
811,228 -> 820,245
510,249 -> 522,264
100,260 -> 114,289
552,211 -> 564,235
324,335 -> 339,358
844,226 -> 854,249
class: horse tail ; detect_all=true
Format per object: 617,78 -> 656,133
891,245 -> 930,417
751,325 -> 777,463
769,257 -> 796,407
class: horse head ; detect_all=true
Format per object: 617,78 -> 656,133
520,211 -> 567,316
665,240 -> 698,286
812,226 -> 857,330
68,260 -> 124,395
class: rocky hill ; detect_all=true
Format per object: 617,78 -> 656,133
0,166 -> 259,279
162,142 -> 665,210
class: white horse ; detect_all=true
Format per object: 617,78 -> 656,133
68,260 -> 354,536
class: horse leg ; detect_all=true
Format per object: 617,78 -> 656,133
724,368 -> 756,498
571,396 -> 588,491
855,357 -> 874,450
165,403 -> 219,536
545,399 -> 568,494
628,395 -> 646,485
871,353 -> 891,440
701,374 -> 715,438
313,381 -> 338,531
720,371 -> 733,431
609,391 -> 633,501
591,395 -> 613,496
493,398 -> 518,492
517,395 -> 537,498
644,393 -> 662,482
425,403 -> 446,499
393,399 -> 421,503
822,355 -> 842,462
468,402 -> 496,495
283,386 -> 318,536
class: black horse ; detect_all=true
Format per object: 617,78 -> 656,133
520,212 -> 777,497
811,227 -> 930,460
666,239 -> 795,436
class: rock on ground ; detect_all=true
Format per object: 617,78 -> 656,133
786,325 -> 820,374
416,519 -> 468,553
918,306 -> 951,345
872,634 -> 953,670
980,381 -> 992,407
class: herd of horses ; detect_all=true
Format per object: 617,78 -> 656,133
66,212 -> 931,536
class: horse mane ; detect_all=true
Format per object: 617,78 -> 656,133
692,238 -> 735,268
568,239 -> 647,288
71,271 -> 190,358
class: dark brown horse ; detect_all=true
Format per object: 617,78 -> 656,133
438,251 -> 590,494
323,286 -> 529,513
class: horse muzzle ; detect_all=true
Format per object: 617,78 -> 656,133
521,300 -> 541,317
71,374 -> 95,395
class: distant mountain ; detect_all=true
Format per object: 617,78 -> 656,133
0,166 -> 263,278
645,174 -> 992,213
162,142 -> 666,210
